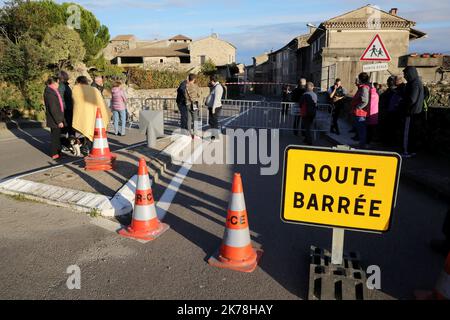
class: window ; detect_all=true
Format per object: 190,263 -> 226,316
121,57 -> 144,64
160,59 -> 164,63
180,56 -> 191,64
200,55 -> 206,65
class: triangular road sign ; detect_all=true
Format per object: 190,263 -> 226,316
360,34 -> 391,62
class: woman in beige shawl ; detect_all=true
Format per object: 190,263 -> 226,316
72,76 -> 111,143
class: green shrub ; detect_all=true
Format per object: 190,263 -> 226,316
200,59 -> 217,76
127,68 -> 224,89
0,82 -> 23,110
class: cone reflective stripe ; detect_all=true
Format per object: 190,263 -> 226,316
93,138 -> 109,150
90,108 -> 111,158
434,253 -> 450,300
208,173 -> 262,273
118,158 -> 169,241
85,107 -> 116,171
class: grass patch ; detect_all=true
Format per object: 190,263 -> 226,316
7,193 -> 36,203
89,208 -> 101,218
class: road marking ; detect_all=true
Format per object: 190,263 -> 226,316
221,107 -> 252,127
156,140 -> 206,221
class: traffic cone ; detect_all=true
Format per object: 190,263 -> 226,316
208,173 -> 262,272
434,253 -> 450,300
118,158 -> 169,241
84,107 -> 116,171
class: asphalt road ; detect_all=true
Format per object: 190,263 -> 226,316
0,126 -> 146,181
0,123 -> 448,299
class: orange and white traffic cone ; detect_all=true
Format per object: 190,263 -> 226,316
434,253 -> 450,300
84,107 -> 116,171
118,158 -> 169,241
208,173 -> 262,273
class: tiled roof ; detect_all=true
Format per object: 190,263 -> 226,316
111,35 -> 136,41
169,34 -> 192,41
118,42 -> 189,58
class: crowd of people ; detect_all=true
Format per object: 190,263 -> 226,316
176,74 -> 224,142
43,73 -> 128,160
44,72 -> 228,160
283,66 -> 427,158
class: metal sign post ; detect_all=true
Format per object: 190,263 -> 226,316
331,228 -> 345,265
330,145 -> 351,265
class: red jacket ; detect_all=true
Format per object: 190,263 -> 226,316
351,84 -> 370,117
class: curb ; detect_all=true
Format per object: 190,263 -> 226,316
0,134 -> 192,217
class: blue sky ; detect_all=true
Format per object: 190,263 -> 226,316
4,0 -> 450,64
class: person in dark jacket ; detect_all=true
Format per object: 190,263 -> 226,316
91,76 -> 104,96
401,66 -> 424,158
328,78 -> 347,135
58,71 -> 74,137
176,76 -> 190,133
291,78 -> 307,136
44,76 -> 65,160
379,76 -> 396,145
299,82 -> 318,145
281,85 -> 292,115
430,204 -> 450,256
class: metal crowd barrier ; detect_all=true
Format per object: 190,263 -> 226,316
105,97 -> 333,137
219,100 -> 333,136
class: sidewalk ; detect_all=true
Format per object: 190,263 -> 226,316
326,118 -> 450,201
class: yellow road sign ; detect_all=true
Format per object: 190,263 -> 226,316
281,146 -> 402,233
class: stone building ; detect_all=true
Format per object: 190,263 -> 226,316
266,33 -> 311,95
105,34 -> 236,72
400,54 -> 450,83
301,5 -> 426,93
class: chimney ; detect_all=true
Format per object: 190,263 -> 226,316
389,8 -> 398,16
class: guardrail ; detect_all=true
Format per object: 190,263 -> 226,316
105,98 -> 333,137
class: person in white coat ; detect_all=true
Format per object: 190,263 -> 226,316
205,75 -> 223,141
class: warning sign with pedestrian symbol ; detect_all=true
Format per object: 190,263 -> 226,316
360,34 -> 391,62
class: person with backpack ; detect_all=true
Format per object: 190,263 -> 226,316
299,82 -> 318,145
205,75 -> 223,142
176,76 -> 190,133
184,73 -> 201,139
401,66 -> 425,158
351,72 -> 371,149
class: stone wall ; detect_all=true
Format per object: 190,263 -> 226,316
125,87 -> 210,100
427,82 -> 450,108
105,87 -> 211,122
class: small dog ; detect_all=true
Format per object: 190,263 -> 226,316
61,136 -> 84,157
